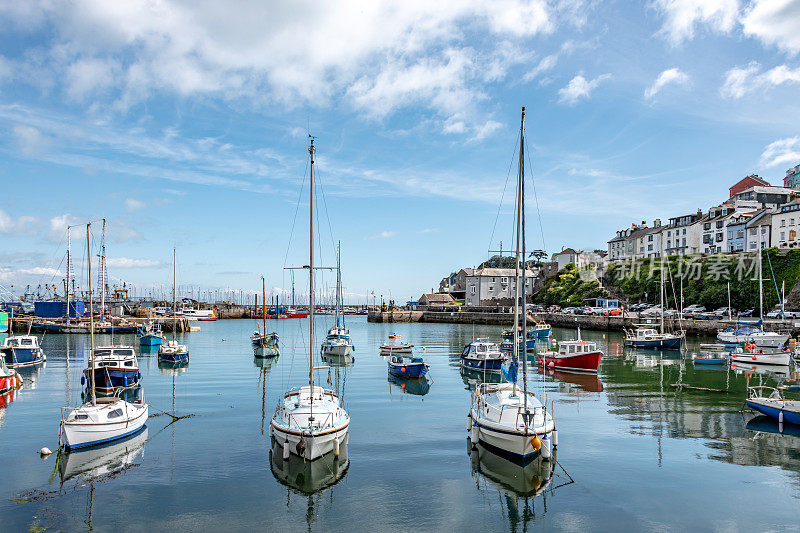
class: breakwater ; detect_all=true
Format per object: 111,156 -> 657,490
11,316 -> 190,333
368,309 -> 800,337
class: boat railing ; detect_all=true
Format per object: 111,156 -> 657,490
747,386 -> 784,401
285,410 -> 336,431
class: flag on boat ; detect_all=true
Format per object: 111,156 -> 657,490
502,359 -> 518,384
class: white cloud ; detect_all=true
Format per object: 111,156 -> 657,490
417,228 -> 439,233
106,257 -> 164,268
653,0 -> 739,44
365,230 -> 398,240
0,55 -> 11,82
13,125 -> 51,156
644,67 -> 690,98
558,74 -> 611,104
760,137 -> 800,167
523,54 -> 558,82
0,210 -> 40,234
65,57 -> 120,100
47,214 -> 81,242
125,198 -> 146,212
741,0 -> 800,56
720,61 -> 800,98
471,120 -> 503,141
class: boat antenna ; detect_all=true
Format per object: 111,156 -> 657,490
87,223 -> 96,406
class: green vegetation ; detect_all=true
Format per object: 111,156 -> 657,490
605,248 -> 800,311
533,263 -> 608,306
479,254 -> 518,269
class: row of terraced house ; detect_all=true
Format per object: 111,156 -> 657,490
608,164 -> 800,260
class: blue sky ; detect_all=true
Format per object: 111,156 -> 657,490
0,0 -> 798,304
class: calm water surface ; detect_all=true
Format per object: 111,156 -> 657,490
1,317 -> 799,531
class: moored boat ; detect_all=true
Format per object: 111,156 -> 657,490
461,339 -> 507,371
387,354 -> 429,378
624,327 -> 684,350
691,352 -> 728,365
729,343 -> 791,366
380,340 -> 413,354
83,346 -> 141,392
137,322 -> 165,347
745,386 -> 800,426
0,357 -> 23,395
537,334 -> 603,373
1,335 -> 46,368
158,248 -> 189,363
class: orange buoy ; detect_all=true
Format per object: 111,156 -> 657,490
531,435 -> 541,451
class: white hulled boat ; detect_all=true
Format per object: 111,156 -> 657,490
158,248 -> 189,363
320,243 -> 354,358
61,223 -> 148,451
270,138 -> 349,461
469,108 -> 556,464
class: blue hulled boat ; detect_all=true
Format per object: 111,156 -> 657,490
746,386 -> 800,425
461,339 -> 507,371
138,323 -> 165,347
82,346 -> 141,392
1,335 -> 46,368
387,355 -> 429,378
500,328 -> 537,351
624,327 -> 684,350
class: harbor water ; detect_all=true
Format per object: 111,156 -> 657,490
1,317 -> 798,531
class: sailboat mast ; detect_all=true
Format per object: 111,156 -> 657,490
660,241 -> 665,335
87,223 -> 96,406
511,108 -> 524,397
336,241 -> 341,328
100,218 -> 106,322
309,138 -> 315,392
758,249 -> 764,331
518,107 -> 528,411
262,276 -> 266,336
173,247 -> 177,340
66,226 -> 71,325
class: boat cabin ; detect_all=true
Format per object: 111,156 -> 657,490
555,340 -> 598,356
2,336 -> 40,349
461,340 -> 503,359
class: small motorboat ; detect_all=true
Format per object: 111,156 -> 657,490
717,326 -> 759,345
691,352 -> 728,365
1,335 -> 46,368
729,343 -> 791,366
387,333 -> 400,340
500,328 -> 537,352
745,386 -> 800,426
83,346 -> 141,393
158,340 -> 189,363
461,339 -> 507,372
137,323 -> 165,347
61,396 -> 149,450
387,355 -> 429,379
537,334 -> 603,373
0,356 -> 23,395
624,327 -> 684,350
320,326 -> 353,358
380,341 -> 413,354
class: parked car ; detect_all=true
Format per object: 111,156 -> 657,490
766,309 -> 786,319
641,305 -> 663,317
663,309 -> 679,318
737,309 -> 755,317
698,307 -> 735,320
562,307 -> 579,315
602,307 -> 622,316
547,305 -> 562,313
682,305 -> 706,318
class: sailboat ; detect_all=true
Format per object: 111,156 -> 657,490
158,248 -> 189,362
252,276 -> 279,358
469,108 -> 556,464
730,250 -> 790,365
60,223 -> 149,450
624,246 -> 684,350
270,137 -> 350,461
320,242 -> 354,359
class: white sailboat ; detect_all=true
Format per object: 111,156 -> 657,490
252,276 -> 279,358
60,223 -> 149,451
469,108 -> 556,464
730,250 -> 790,365
159,248 -> 189,362
270,138 -> 350,461
321,242 -> 354,358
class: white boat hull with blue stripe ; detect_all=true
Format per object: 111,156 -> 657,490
61,397 -> 149,450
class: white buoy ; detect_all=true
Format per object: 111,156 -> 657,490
268,425 -> 273,438
39,447 -> 52,457
541,435 -> 551,460
779,410 -> 784,424
334,437 -> 340,457
467,415 -> 472,433
552,429 -> 558,448
282,439 -> 290,460
470,419 -> 478,446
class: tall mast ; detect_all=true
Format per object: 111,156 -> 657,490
519,106 -> 528,411
262,276 -> 266,337
512,108 -> 524,397
87,223 -> 96,406
336,241 -> 341,328
173,247 -> 177,340
758,249 -> 764,331
100,218 -> 106,322
660,239 -> 665,335
309,138 -> 315,392
66,226 -> 71,325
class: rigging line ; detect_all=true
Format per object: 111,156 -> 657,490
524,137 -> 547,253
282,157 -> 310,269
314,165 -> 338,255
488,134 -> 520,257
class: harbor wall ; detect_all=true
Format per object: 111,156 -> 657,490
367,309 -> 800,337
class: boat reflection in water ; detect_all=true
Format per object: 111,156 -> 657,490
388,373 -> 430,396
731,362 -> 791,380
138,344 -> 160,357
254,354 -> 280,370
321,352 -> 353,367
59,426 -> 148,485
746,415 -> 800,438
84,384 -> 142,404
269,438 -> 349,494
468,438 -> 572,528
158,359 -> 190,375
460,365 -> 503,392
545,369 -> 604,393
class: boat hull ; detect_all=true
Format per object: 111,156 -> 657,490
138,334 -> 163,347
388,361 -> 428,378
461,356 -> 505,371
0,372 -> 21,394
321,343 -> 353,357
62,404 -> 149,450
84,368 -> 141,392
537,350 -> 603,373
692,356 -> 728,365
625,336 -> 683,349
730,351 -> 791,366
469,409 -> 553,464
270,422 -> 349,461
2,347 -> 46,368
746,398 -> 800,425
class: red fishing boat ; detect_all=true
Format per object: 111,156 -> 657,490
537,334 -> 603,374
0,357 -> 22,397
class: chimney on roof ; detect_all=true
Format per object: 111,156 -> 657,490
697,208 -> 702,218
641,220 -> 646,226
654,219 -> 661,228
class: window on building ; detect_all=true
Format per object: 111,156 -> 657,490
647,244 -> 653,251
750,242 -> 756,249
781,231 -> 786,241
682,238 -> 686,246
761,227 -> 767,234
682,228 -> 686,235
704,222 -> 711,230
716,221 -> 723,229
492,277 -> 496,282
470,286 -> 476,294
791,218 -> 796,226
737,230 -> 744,239
716,233 -> 723,242
750,228 -> 757,235
781,220 -> 786,227
791,230 -> 797,241
500,277 -> 508,284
